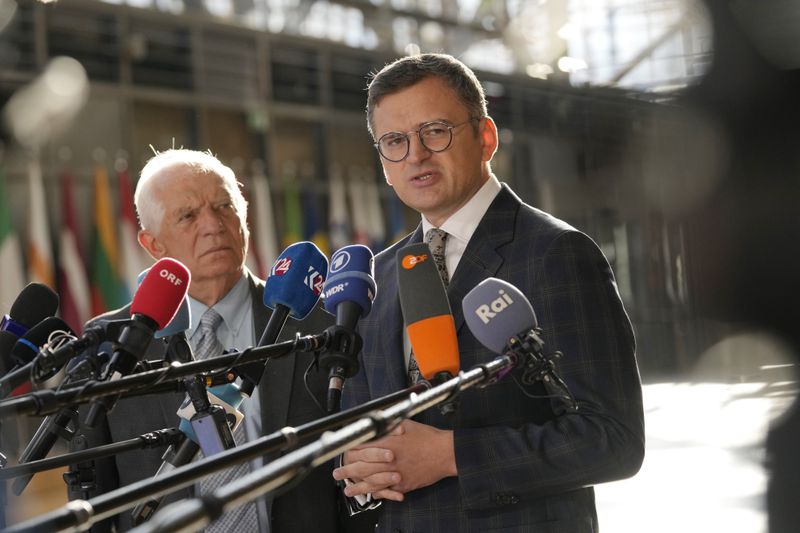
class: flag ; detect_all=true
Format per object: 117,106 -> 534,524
26,158 -> 55,288
281,167 -> 303,249
347,167 -> 370,246
302,182 -> 329,256
117,165 -> 151,299
57,169 -> 91,333
362,170 -> 386,250
328,165 -> 351,251
0,169 -> 26,312
90,164 -> 126,314
245,172 -> 279,278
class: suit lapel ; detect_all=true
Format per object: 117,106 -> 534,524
248,273 -> 294,431
448,185 -> 518,337
375,227 -> 423,395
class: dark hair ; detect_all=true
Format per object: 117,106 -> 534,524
366,53 -> 488,139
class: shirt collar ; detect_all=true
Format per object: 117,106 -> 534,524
421,174 -> 502,244
188,274 -> 250,339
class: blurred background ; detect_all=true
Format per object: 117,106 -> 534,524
0,0 -> 798,531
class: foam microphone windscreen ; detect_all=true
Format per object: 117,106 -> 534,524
396,242 -> 459,379
11,317 -> 75,366
323,244 -> 377,318
137,267 -> 191,339
264,241 -> 328,319
2,282 -> 60,336
462,278 -> 537,354
131,258 -> 191,329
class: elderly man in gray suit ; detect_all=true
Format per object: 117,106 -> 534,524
334,54 -> 645,533
69,149 -> 369,532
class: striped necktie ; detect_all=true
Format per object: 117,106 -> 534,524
195,308 -> 260,532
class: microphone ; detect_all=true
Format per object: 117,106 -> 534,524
462,277 -> 577,410
237,241 -> 328,395
137,267 -> 193,364
0,317 -> 75,398
84,258 -> 190,428
8,319 -> 77,495
320,244 -> 376,413
396,242 -> 459,383
320,244 -> 375,413
1,283 -> 59,376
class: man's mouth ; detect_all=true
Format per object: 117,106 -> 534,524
413,172 -> 433,182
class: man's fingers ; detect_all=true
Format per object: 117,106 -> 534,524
341,471 -> 401,497
343,447 -> 394,465
334,459 -> 397,482
373,489 -> 405,502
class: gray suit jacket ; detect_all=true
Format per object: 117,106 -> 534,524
68,271 -> 367,532
342,185 -> 645,532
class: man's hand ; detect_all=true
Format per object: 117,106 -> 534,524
333,420 -> 457,501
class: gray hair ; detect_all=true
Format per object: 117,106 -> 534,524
134,149 -> 248,234
366,53 -> 488,139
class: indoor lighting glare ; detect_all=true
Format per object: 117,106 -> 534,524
557,56 -> 588,73
526,63 -> 554,80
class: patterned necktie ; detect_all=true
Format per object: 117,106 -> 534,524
195,308 -> 260,532
408,228 -> 450,385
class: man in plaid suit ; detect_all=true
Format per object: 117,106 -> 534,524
334,54 -> 645,532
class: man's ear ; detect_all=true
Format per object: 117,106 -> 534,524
138,230 -> 165,260
479,117 -> 499,162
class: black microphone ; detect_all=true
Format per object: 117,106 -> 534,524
84,258 -> 190,428
462,277 -> 577,411
320,245 -> 376,413
396,242 -> 459,384
1,283 -> 59,377
0,317 -> 75,398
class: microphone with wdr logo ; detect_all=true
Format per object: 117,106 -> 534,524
84,257 -> 190,428
320,244 -> 375,413
396,242 -> 459,383
462,277 -> 576,410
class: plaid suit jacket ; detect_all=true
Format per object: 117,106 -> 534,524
341,184 -> 644,533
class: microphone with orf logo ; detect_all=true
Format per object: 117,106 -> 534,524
84,257 -> 191,428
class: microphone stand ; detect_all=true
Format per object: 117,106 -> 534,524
0,428 -> 184,480
133,356 -> 517,533
4,383 -> 429,533
0,333 -> 327,419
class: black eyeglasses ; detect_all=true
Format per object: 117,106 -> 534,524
374,118 -> 480,163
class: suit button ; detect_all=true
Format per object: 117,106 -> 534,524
493,493 -> 520,506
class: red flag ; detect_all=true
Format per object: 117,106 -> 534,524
57,169 -> 91,333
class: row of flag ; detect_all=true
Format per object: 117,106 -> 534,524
0,160 -> 410,335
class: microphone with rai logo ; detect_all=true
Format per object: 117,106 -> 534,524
462,278 -> 577,410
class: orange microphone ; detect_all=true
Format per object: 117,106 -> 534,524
396,242 -> 459,383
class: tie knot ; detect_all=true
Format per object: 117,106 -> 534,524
425,228 -> 448,247
199,308 -> 223,332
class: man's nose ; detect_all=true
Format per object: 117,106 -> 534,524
405,133 -> 432,164
198,207 -> 224,232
